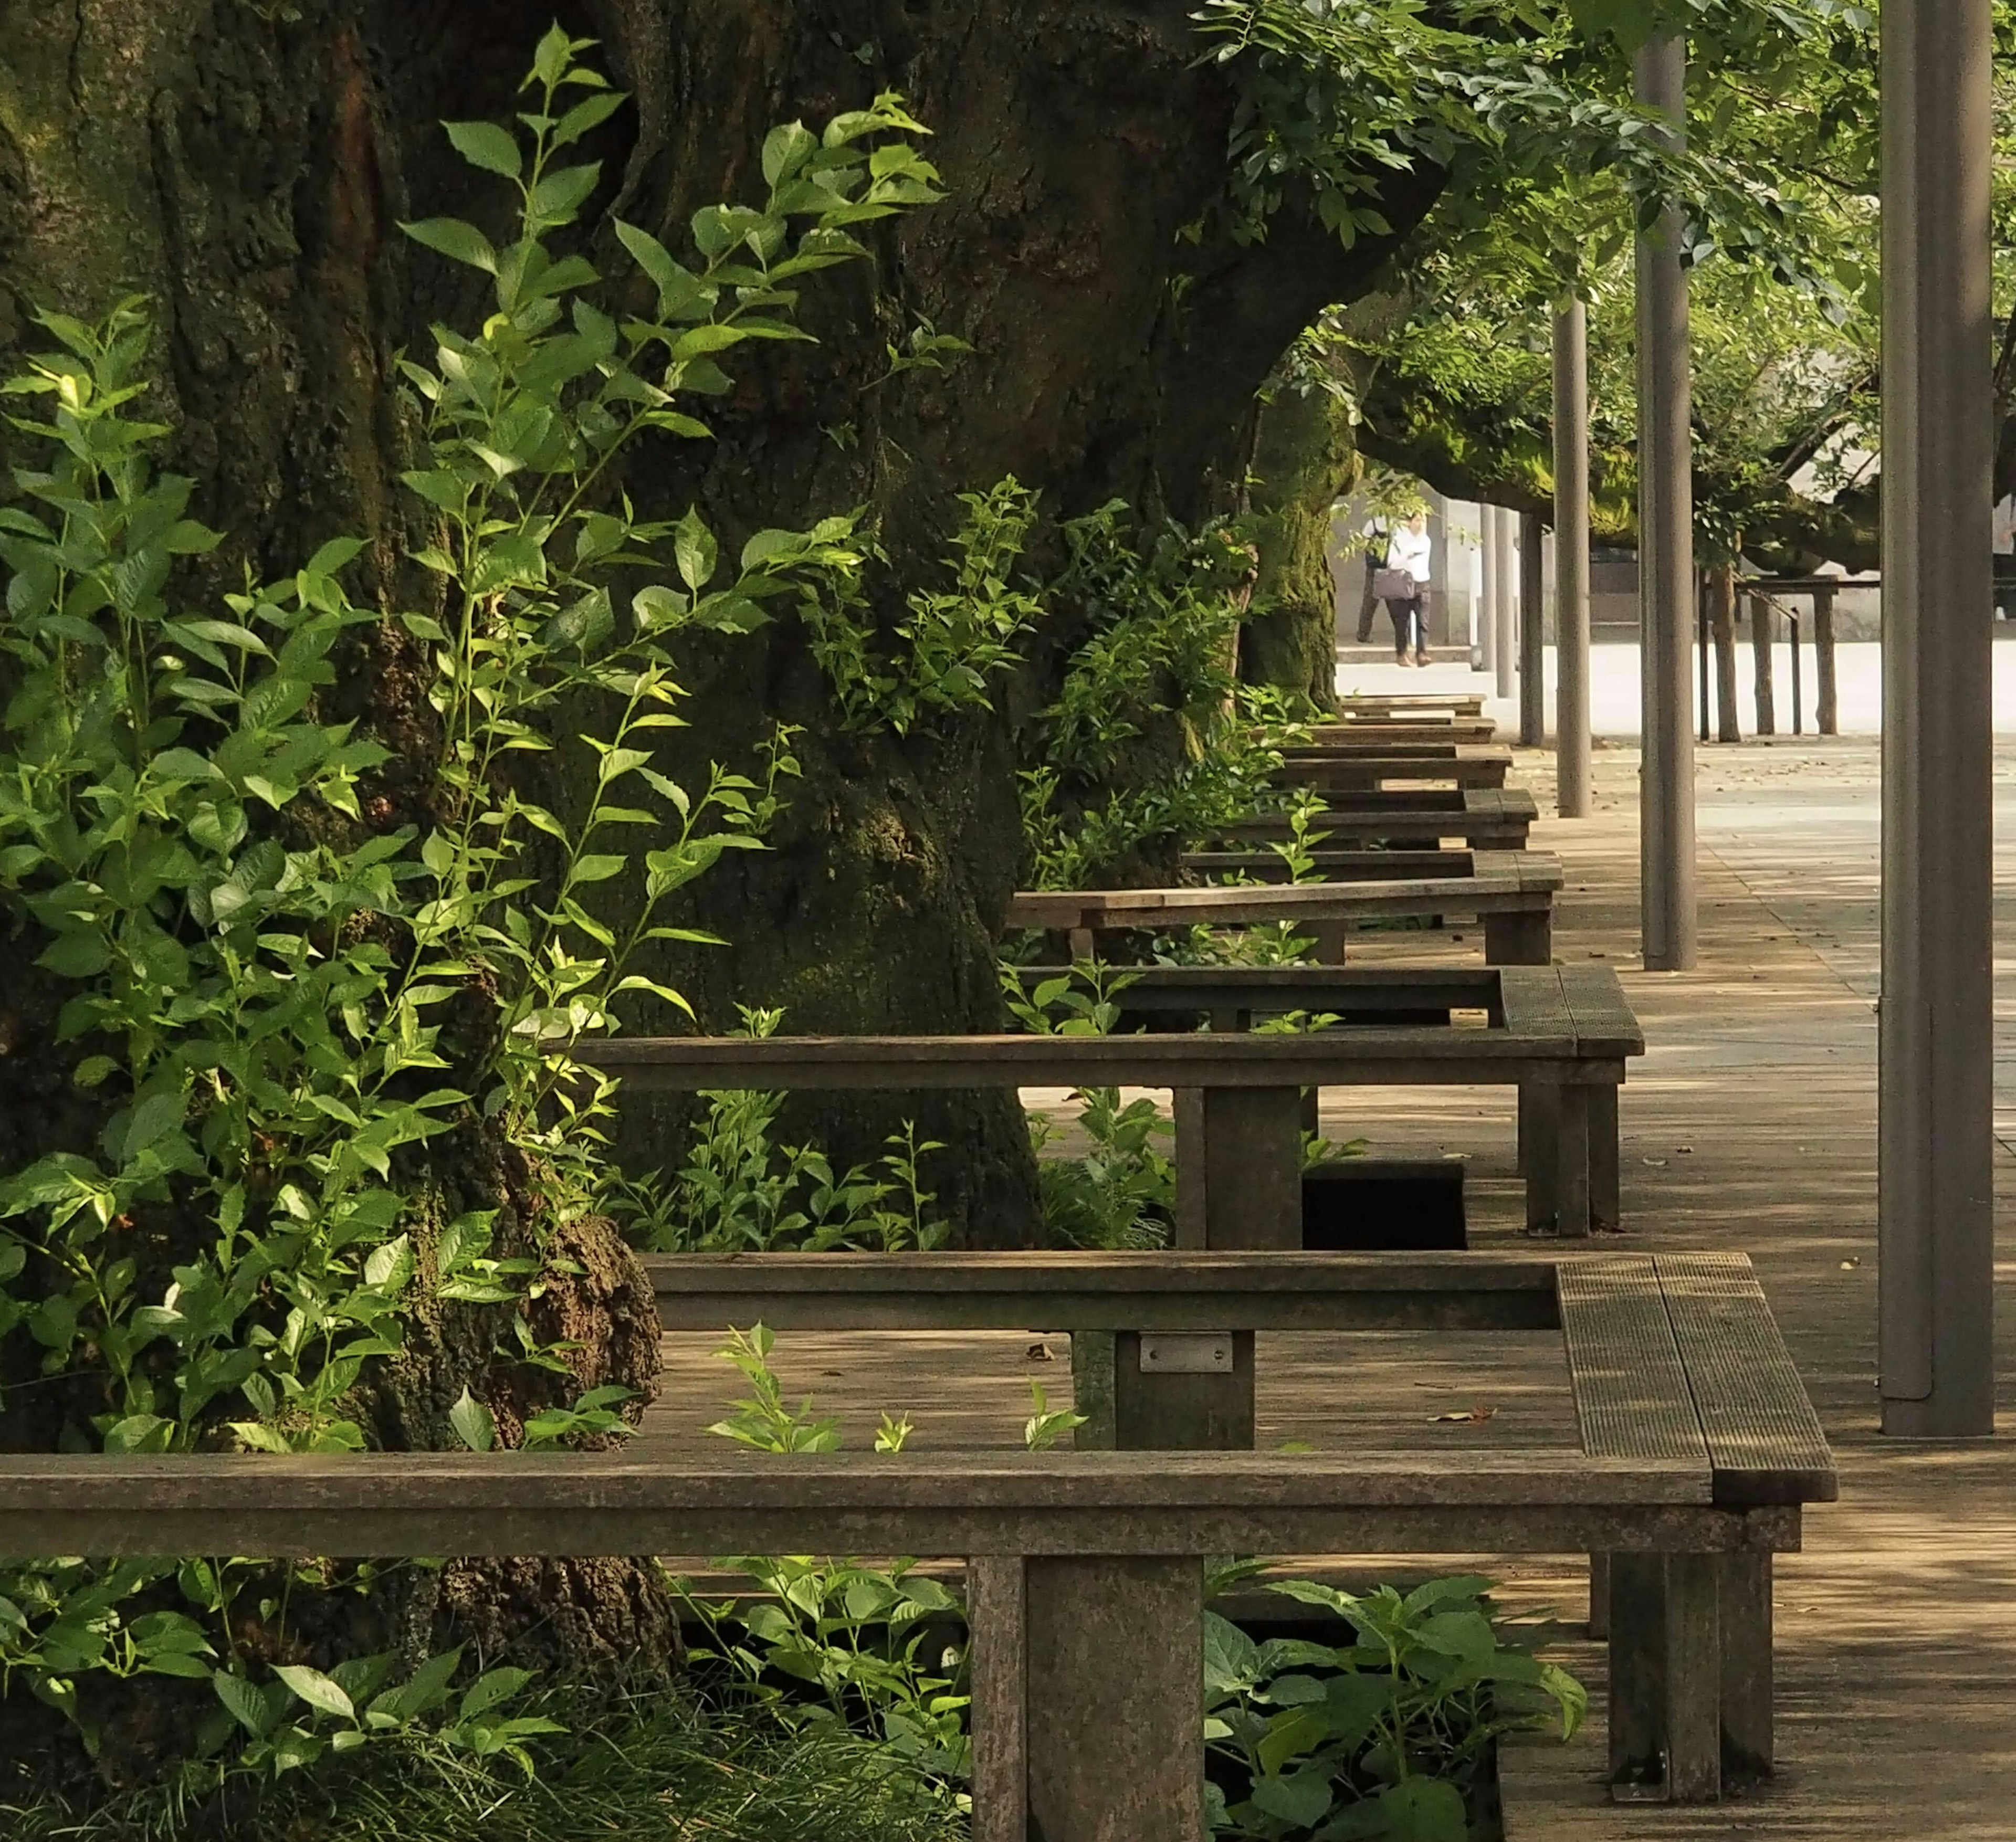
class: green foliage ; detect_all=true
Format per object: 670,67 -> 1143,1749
1018,501 -> 1306,890
0,24 -> 946,1788
7,1684 -> 967,1842
682,1557 -> 971,1794
707,1323 -> 845,1454
606,1008 -> 951,1253
1204,1576 -> 1585,1840
1002,963 -> 1175,1250
797,477 -> 1046,735
1022,1378 -> 1088,1451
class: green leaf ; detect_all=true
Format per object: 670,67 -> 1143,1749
363,1233 -> 415,1292
457,1666 -> 535,1721
401,218 -> 499,274
552,89 -> 626,149
1251,1764 -> 1334,1830
445,120 -> 522,179
674,508 -> 717,592
214,1669 -> 280,1738
36,930 -> 111,979
1370,1776 -> 1469,1842
449,1388 -> 496,1453
277,1663 -> 356,1722
762,121 -> 818,186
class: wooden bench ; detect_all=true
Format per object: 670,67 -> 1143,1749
1208,786 -> 1537,851
1334,691 -> 1488,720
1274,742 -> 1512,791
5,1255 -> 1822,1833
586,965 -> 1643,1237
1304,712 -> 1499,743
1009,848 -> 1559,966
650,1247 -> 1832,1807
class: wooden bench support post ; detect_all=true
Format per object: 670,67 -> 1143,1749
1591,1084 -> 1620,1230
1485,908 -> 1552,965
1666,1553 -> 1722,1801
1609,1552 -> 1725,1804
1308,919 -> 1349,965
969,1555 -> 1028,1842
971,1554 -> 1206,1842
1609,1551 -> 1667,1796
1024,1556 -> 1206,1842
1517,1081 -> 1556,1183
1113,1329 -> 1256,1449
1587,1549 -> 1611,1639
1554,1084 -> 1592,1238
1719,1552 -> 1773,1782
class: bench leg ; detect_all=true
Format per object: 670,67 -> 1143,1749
1523,1083 -> 1559,1229
1172,1089 -> 1208,1249
1114,1328 -> 1255,1449
969,1556 -> 1028,1842
1308,919 -> 1349,965
1608,1553 -> 1666,1796
1719,1552 -> 1773,1783
1069,1332 -> 1118,1450
1553,1083 -> 1592,1238
1592,1083 -> 1620,1230
1024,1556 -> 1206,1842
1201,1086 -> 1305,1250
1666,1553 -> 1723,1802
1485,908 -> 1552,965
1587,1550 -> 1611,1639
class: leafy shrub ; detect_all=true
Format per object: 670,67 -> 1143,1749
1204,1577 -> 1584,1841
0,22 -> 944,1790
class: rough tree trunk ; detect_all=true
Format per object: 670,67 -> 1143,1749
1749,590 -> 1777,734
1238,384 -> 1357,709
1709,563 -> 1741,742
0,0 -> 1440,1780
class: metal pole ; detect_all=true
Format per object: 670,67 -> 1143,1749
1696,573 -> 1710,743
1634,36 -> 1697,970
1789,609 -> 1802,735
1519,510 -> 1546,744
1554,300 -> 1592,817
1880,0 -> 1994,1436
1479,504 -> 1499,677
1494,506 -> 1517,701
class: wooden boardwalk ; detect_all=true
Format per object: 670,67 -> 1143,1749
652,733 -> 2016,1837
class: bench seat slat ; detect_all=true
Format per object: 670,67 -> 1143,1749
1559,1257 -> 1709,1467
1654,1255 -> 1838,1504
1556,967 -> 1649,1056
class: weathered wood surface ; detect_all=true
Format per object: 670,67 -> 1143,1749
1274,746 -> 1513,791
1205,786 -> 1537,849
1006,850 -> 1558,945
0,1450 -> 1784,1563
1332,692 -> 1489,719
645,1249 -> 1566,1332
1305,714 -> 1498,743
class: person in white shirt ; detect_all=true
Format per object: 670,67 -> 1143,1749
1381,512 -> 1433,665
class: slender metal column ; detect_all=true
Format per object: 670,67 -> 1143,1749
1479,503 -> 1500,676
1519,510 -> 1545,743
1494,504 -> 1517,701
1555,298 -> 1592,816
1634,38 -> 1697,969
1879,0 -> 1994,1436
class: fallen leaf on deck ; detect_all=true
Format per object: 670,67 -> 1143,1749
1278,1439 -> 1314,1454
1642,1156 -> 1668,1167
1026,1342 -> 1054,1361
1839,1258 -> 1861,1270
1430,1407 -> 1496,1425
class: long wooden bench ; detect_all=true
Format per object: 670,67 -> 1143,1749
1009,848 -> 1559,966
1333,690 -> 1488,720
1208,786 -> 1537,851
586,965 -> 1642,1237
1274,742 -> 1513,791
0,1254 -> 1824,1834
1305,712 -> 1499,743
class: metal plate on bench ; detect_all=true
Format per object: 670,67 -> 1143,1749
1138,1333 -> 1235,1374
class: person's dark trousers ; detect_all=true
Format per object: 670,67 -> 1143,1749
1356,557 -> 1379,643
1387,597 -> 1417,659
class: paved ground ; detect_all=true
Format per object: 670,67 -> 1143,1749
1336,635 -> 2016,738
651,721 -> 2016,1838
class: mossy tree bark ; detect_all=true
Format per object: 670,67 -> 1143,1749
1238,386 -> 1357,709
0,0 -> 1440,1780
